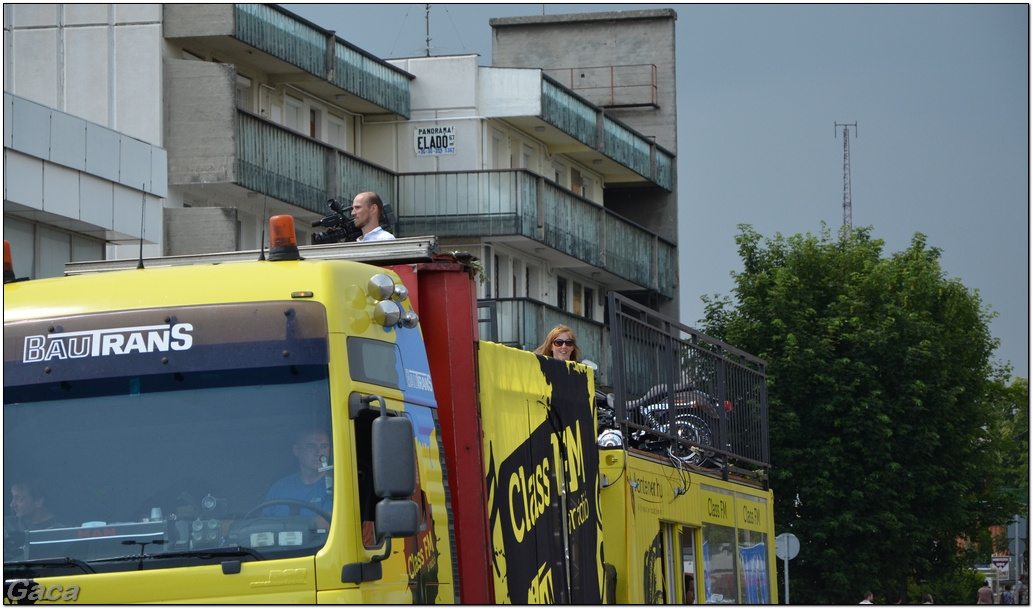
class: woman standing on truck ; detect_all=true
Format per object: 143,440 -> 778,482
534,324 -> 582,362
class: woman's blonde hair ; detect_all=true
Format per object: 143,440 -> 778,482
533,324 -> 582,362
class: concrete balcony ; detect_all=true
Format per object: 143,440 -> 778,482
521,77 -> 674,191
396,170 -> 676,299
163,4 -> 412,118
165,69 -> 675,297
164,56 -> 395,214
234,112 -> 394,216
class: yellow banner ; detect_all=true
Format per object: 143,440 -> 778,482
735,494 -> 768,533
477,341 -> 603,604
700,486 -> 735,527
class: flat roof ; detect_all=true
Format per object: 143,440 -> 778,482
490,8 -> 677,28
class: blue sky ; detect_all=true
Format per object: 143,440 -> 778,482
287,3 -> 1029,378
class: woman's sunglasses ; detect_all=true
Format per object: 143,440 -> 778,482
553,339 -> 575,347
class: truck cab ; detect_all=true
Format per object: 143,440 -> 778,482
3,224 -> 453,603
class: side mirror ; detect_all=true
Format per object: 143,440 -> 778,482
344,395 -> 420,583
370,400 -> 418,543
371,414 -> 416,498
375,498 -> 420,538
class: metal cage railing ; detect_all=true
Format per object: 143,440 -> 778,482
605,292 -> 770,485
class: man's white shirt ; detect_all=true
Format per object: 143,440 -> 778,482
358,226 -> 395,242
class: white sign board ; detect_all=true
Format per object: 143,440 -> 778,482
414,125 -> 455,155
991,556 -> 1011,571
775,533 -> 800,560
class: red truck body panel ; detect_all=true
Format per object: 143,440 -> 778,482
387,261 -> 494,604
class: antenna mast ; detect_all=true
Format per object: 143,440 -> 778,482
835,122 -> 857,234
425,4 -> 431,57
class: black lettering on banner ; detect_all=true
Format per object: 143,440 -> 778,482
707,497 -> 728,519
528,562 -> 555,603
742,504 -> 761,525
642,530 -> 666,604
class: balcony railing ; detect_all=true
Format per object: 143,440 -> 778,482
540,76 -> 674,192
602,117 -> 651,181
235,4 -> 411,117
542,186 -> 604,268
233,116 -> 674,297
480,292 -> 771,487
396,170 -> 676,298
544,64 -> 659,109
236,111 -> 394,214
478,297 -> 610,386
541,78 -> 598,149
395,169 -> 534,238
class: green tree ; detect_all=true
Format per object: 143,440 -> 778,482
998,377 -> 1029,503
702,224 -> 1020,604
980,377 -> 1029,569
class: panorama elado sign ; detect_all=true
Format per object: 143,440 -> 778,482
415,125 -> 455,155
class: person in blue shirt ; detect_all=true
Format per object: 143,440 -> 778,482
265,428 -> 333,528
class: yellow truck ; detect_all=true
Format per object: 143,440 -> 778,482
3,218 -> 776,603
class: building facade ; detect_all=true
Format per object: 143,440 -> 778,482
4,4 -> 166,275
4,4 -> 680,384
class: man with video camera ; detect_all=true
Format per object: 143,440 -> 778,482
352,192 -> 394,242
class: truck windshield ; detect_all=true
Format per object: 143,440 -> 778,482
3,364 -> 333,572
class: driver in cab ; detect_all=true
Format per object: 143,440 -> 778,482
265,428 -> 333,529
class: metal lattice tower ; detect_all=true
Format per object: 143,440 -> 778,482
835,122 -> 857,233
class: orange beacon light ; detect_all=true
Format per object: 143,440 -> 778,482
268,215 -> 301,261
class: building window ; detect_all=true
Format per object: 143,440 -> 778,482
235,75 -> 252,112
309,108 -> 321,139
573,281 -> 583,315
494,255 -> 500,299
557,276 -> 567,310
584,287 -> 594,321
570,168 -> 583,196
521,144 -> 534,170
492,129 -> 508,169
681,526 -> 700,605
284,96 -> 303,132
481,245 -> 492,299
328,116 -> 347,150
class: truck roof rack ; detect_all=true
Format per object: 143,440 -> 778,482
64,236 -> 439,276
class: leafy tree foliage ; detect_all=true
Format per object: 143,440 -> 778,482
997,377 -> 1029,504
908,568 -> 986,605
702,225 -> 1019,604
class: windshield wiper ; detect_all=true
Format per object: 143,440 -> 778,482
4,556 -> 95,575
90,545 -> 266,564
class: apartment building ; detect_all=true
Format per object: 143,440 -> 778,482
3,4 -> 680,383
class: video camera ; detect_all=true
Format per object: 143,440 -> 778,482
310,198 -> 396,245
